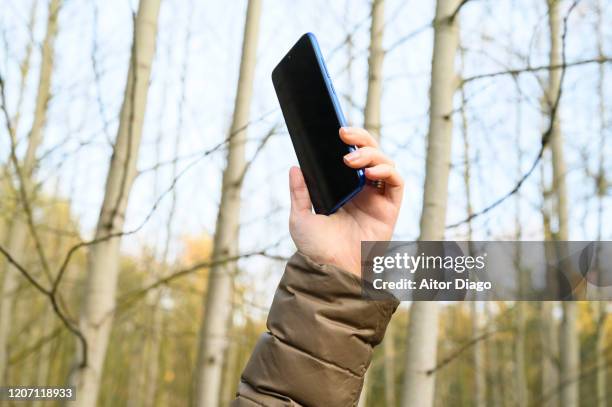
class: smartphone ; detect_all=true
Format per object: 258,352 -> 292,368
272,33 -> 365,215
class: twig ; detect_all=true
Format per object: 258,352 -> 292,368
536,342 -> 612,405
448,0 -> 474,23
0,73 -> 53,282
91,2 -> 113,146
462,56 -> 612,85
8,326 -> 62,365
385,21 -> 432,54
446,1 -> 579,229
0,244 -> 88,367
117,249 -> 288,311
425,328 -> 503,375
236,122 -> 280,186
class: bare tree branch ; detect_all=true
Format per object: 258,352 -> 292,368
0,243 -> 88,367
116,247 -> 288,313
448,0 -> 475,23
1,73 -> 54,282
385,21 -> 432,54
237,122 -> 281,186
425,328 -> 505,375
462,55 -> 612,85
8,326 -> 62,365
446,1 -> 580,229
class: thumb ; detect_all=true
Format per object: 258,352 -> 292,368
289,166 -> 312,215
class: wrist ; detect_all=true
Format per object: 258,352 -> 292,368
310,253 -> 359,277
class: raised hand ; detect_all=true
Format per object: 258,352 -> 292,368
289,127 -> 404,276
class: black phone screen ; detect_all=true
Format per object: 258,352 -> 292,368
272,34 -> 363,215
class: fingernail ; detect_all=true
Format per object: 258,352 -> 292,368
344,151 -> 359,161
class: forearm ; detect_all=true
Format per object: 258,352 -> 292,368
232,252 -> 399,406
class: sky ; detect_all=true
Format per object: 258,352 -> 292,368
1,0 -> 611,316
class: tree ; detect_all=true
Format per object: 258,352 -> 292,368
359,1 -> 387,406
363,0 -> 385,142
401,1 -> 461,406
459,46 -> 486,407
69,1 -> 161,405
545,1 -> 578,406
193,1 -> 262,405
505,47 -> 529,407
0,0 -> 62,382
540,187 -> 559,407
593,2 -> 608,406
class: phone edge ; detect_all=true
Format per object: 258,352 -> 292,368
305,32 -> 366,215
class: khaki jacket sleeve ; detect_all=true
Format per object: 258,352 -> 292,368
232,252 -> 399,407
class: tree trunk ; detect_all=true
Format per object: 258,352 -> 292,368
143,298 -> 163,407
541,202 -> 559,407
513,78 -> 528,407
595,300 -> 607,407
515,273 -> 528,407
0,0 -> 61,383
70,1 -> 161,406
486,303 -> 502,407
357,369 -> 370,407
401,1 -> 460,406
193,1 -> 262,406
513,303 -> 528,405
383,322 -> 396,407
359,1 -> 386,405
559,303 -> 578,407
471,303 -> 486,407
546,2 -> 578,407
363,0 -> 385,140
460,45 -> 486,407
220,323 -> 240,405
594,2 -> 607,406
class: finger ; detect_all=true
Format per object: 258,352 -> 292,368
289,166 -> 313,215
364,164 -> 403,187
343,146 -> 394,169
339,127 -> 379,148
365,164 -> 404,205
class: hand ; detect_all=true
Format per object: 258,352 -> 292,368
289,127 -> 404,277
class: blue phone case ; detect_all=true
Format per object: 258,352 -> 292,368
305,33 -> 366,214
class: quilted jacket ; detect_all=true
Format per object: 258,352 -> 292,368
232,252 -> 399,406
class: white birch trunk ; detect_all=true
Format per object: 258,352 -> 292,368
363,0 -> 385,140
546,2 -> 578,406
460,46 -> 486,407
486,303 -> 502,407
541,211 -> 559,407
515,291 -> 528,407
0,0 -> 61,382
471,303 -> 486,407
401,1 -> 460,406
513,77 -> 528,407
595,300 -> 606,407
220,322 -> 240,405
594,2 -> 607,406
358,370 -> 370,407
70,1 -> 161,405
559,302 -> 578,407
383,322 -> 396,407
143,298 -> 163,407
359,1 -> 386,405
193,1 -> 262,405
